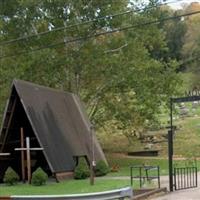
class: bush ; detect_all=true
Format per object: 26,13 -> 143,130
31,167 -> 48,186
74,158 -> 90,179
95,160 -> 110,177
3,167 -> 19,185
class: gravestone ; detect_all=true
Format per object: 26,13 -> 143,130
179,103 -> 189,117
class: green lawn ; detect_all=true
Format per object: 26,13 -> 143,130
0,179 -> 131,196
3,108 -> 200,195
106,154 -> 200,177
2,154 -> 199,195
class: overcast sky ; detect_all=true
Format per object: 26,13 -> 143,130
170,0 -> 200,9
141,0 -> 200,9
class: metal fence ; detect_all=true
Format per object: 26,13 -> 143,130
174,166 -> 198,190
130,165 -> 160,189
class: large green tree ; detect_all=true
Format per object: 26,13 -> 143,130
0,0 -> 180,139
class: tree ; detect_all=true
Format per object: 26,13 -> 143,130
0,0 -> 181,139
179,2 -> 200,89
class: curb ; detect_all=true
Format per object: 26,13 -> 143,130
133,187 -> 167,200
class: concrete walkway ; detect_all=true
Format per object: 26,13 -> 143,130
152,173 -> 200,200
153,187 -> 200,200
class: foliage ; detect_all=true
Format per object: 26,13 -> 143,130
0,0 -> 182,137
180,3 -> 200,88
74,158 -> 90,179
31,168 -> 48,186
95,160 -> 110,176
3,167 -> 19,186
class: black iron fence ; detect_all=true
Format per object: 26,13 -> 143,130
130,165 -> 160,189
174,166 -> 197,190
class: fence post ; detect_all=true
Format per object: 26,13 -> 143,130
130,167 -> 133,186
195,167 -> 198,187
158,166 -> 160,188
139,167 -> 142,188
168,129 -> 173,192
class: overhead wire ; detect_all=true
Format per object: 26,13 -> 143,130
0,9 -> 200,60
0,0 -> 185,46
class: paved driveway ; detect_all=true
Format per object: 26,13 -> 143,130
151,172 -> 200,199
153,187 -> 200,200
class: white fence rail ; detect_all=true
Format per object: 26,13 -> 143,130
11,187 -> 133,200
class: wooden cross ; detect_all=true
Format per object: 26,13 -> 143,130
15,136 -> 43,184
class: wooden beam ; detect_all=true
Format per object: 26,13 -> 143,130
15,147 -> 43,151
0,98 -> 17,152
1,137 -> 37,145
0,157 -> 13,161
20,127 -> 25,183
0,153 -> 10,156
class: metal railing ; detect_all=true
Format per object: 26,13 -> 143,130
130,165 -> 160,189
11,187 -> 133,200
174,166 -> 198,190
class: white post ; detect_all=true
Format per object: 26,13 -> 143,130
26,137 -> 31,184
15,137 -> 43,184
0,153 -> 10,156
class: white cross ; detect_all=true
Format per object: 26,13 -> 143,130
15,137 -> 43,184
0,153 -> 10,156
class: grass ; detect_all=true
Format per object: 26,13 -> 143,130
107,154 -> 169,176
0,179 -> 131,196
173,117 -> 200,157
106,153 -> 200,177
3,95 -> 200,195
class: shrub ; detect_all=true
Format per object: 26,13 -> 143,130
95,160 -> 110,177
31,167 -> 48,186
74,158 -> 90,179
3,167 -> 19,185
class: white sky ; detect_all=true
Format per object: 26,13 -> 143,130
141,0 -> 200,9
170,0 -> 200,9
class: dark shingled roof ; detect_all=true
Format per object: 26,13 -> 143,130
0,79 -> 106,173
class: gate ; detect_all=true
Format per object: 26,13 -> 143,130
174,166 -> 198,190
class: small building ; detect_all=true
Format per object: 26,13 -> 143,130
0,79 -> 106,181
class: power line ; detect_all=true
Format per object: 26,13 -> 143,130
0,0 -> 184,46
1,9 -> 199,60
